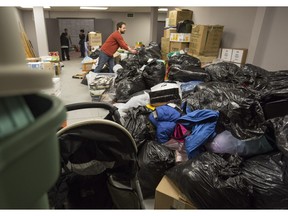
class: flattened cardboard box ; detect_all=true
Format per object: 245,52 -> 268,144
189,25 -> 224,56
155,175 -> 196,209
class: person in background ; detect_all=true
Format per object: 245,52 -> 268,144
79,29 -> 86,58
94,21 -> 137,73
60,32 -> 70,61
64,28 -> 72,46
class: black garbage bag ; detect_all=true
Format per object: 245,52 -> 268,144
135,41 -> 162,65
259,70 -> 288,103
186,82 -> 266,139
204,62 -> 241,83
242,151 -> 288,209
89,49 -> 100,59
168,64 -> 211,82
266,70 -> 288,91
266,115 -> 288,157
240,64 -> 269,91
119,55 -> 141,71
145,41 -> 162,59
123,106 -> 155,148
115,67 -> 131,84
137,141 -> 175,199
115,69 -> 146,103
168,54 -> 201,70
176,20 -> 194,33
165,152 -> 252,209
142,59 -> 166,88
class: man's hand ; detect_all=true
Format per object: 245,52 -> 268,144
130,49 -> 138,54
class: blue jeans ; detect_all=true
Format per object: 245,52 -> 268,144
94,50 -> 114,73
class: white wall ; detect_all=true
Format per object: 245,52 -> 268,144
253,7 -> 288,71
186,7 -> 257,49
47,11 -> 167,46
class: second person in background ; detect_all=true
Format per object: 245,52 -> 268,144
94,22 -> 138,73
79,29 -> 86,58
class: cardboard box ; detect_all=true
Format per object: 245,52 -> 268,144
82,62 -> 94,72
231,48 -> 248,64
188,53 -> 218,66
164,28 -> 177,38
88,32 -> 102,46
26,57 -> 41,62
189,25 -> 224,56
219,48 -> 248,65
161,37 -> 170,53
42,62 -> 55,76
161,52 -> 168,61
220,48 -> 233,62
154,175 -> 196,209
170,42 -> 189,52
170,33 -> 191,42
168,9 -> 193,27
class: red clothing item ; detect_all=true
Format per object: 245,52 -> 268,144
101,31 -> 129,57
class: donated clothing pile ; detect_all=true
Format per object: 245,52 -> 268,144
87,42 -> 288,208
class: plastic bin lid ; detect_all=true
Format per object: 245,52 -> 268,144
0,65 -> 53,97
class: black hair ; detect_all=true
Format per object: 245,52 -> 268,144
80,29 -> 84,33
116,22 -> 126,30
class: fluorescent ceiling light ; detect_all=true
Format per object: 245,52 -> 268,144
80,7 -> 108,10
20,6 -> 50,9
158,8 -> 168,11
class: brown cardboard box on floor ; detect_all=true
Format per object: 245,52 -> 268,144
154,175 -> 197,209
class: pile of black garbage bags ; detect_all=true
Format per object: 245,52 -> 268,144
105,43 -> 288,208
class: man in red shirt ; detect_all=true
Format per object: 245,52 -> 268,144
94,22 -> 137,73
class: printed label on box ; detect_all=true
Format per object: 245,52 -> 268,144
231,49 -> 244,63
221,48 -> 233,62
170,33 -> 191,42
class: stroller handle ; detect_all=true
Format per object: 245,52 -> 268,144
65,102 -> 122,124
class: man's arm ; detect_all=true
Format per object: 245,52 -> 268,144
115,33 -> 137,54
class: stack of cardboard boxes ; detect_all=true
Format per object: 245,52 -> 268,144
161,9 -> 224,65
161,9 -> 193,60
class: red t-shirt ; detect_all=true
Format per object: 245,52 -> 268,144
101,31 -> 129,57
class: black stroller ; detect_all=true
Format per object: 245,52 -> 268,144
48,102 -> 145,209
